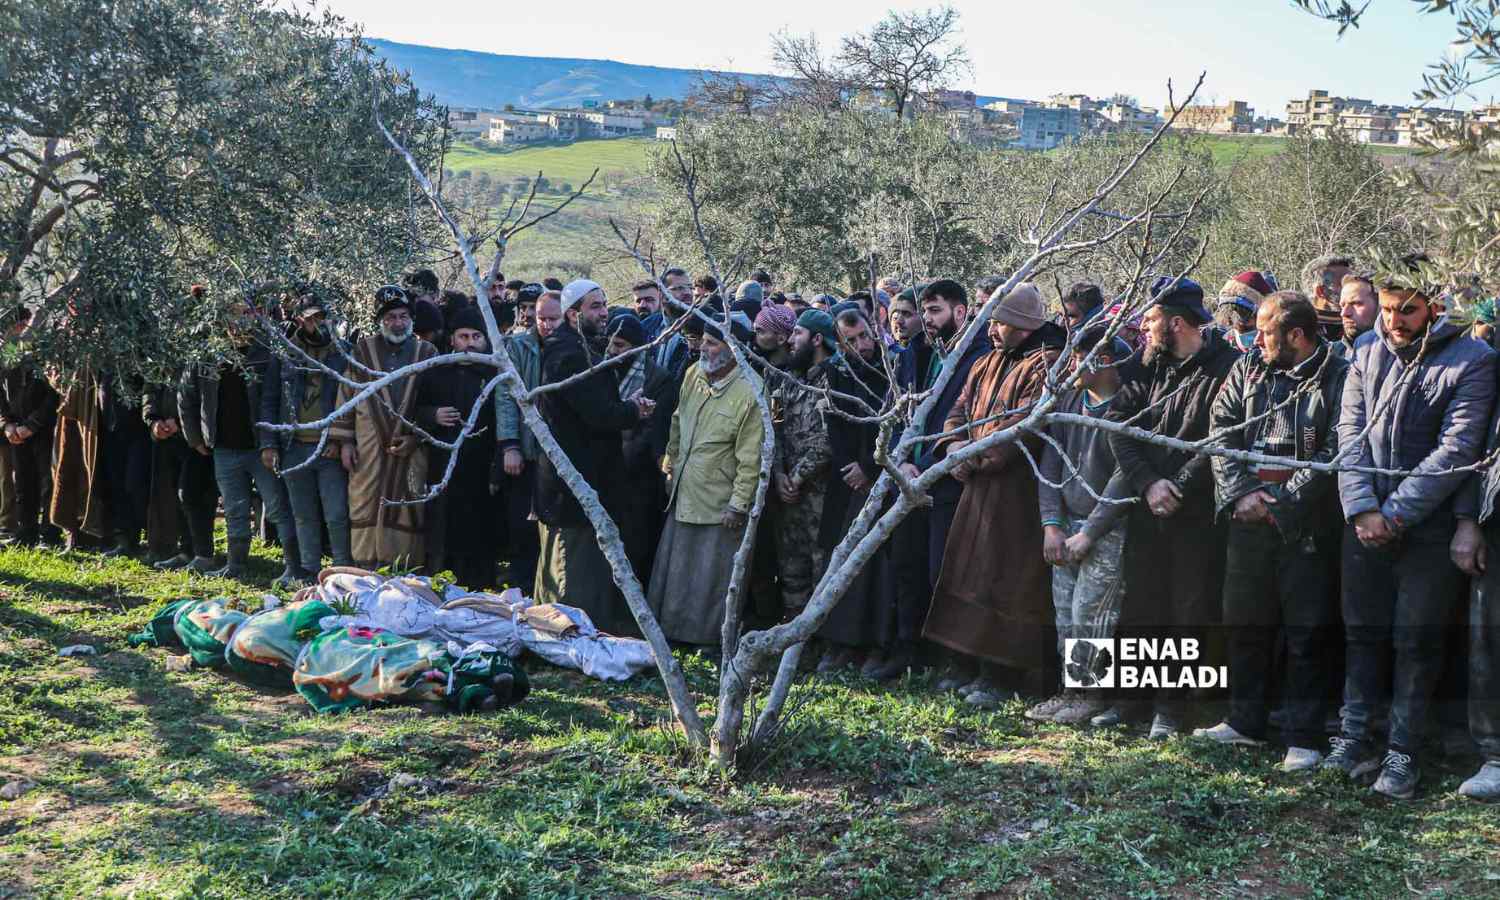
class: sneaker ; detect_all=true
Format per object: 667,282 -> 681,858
1372,750 -> 1420,799
1458,761 -> 1500,800
1191,721 -> 1264,746
1322,736 -> 1381,780
1090,706 -> 1123,728
153,553 -> 193,571
1280,747 -> 1324,773
1025,694 -> 1073,722
1148,713 -> 1179,741
1053,694 -> 1107,725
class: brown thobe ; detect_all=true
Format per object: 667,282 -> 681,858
923,334 -> 1058,671
50,374 -> 106,538
329,334 -> 437,569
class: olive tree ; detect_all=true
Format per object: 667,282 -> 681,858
0,0 -> 446,381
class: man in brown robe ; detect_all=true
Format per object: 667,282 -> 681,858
329,286 -> 437,570
924,283 -> 1064,708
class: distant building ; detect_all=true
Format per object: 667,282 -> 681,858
449,107 -> 504,135
583,111 -> 646,136
1173,100 -> 1254,134
488,117 -> 551,144
1098,101 -> 1163,135
1015,105 -> 1083,149
1283,88 -> 1470,146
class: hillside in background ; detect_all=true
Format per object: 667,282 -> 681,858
369,39 -> 776,109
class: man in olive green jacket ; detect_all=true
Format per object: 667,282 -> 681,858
647,325 -> 766,646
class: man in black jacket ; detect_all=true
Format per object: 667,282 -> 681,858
898,279 -> 994,691
1105,277 -> 1240,739
1197,292 -> 1350,772
0,311 -> 57,546
533,279 -> 654,629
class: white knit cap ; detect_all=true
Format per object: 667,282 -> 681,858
560,279 -> 603,313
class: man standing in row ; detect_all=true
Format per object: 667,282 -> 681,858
924,284 -> 1060,707
649,320 -> 764,647
1328,261 -> 1495,798
1105,277 -> 1239,738
770,310 -> 836,618
1196,292 -> 1348,772
533,280 -> 653,631
331,286 -> 438,571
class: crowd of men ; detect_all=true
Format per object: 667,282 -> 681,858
3,254 -> 1498,802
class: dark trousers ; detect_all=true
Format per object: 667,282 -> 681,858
1222,521 -> 1338,749
891,506 -> 932,642
9,435 -> 52,538
160,436 -> 218,558
102,425 -> 151,542
928,499 -> 959,590
1470,528 -> 1500,762
1340,524 -> 1463,755
1118,510 -> 1228,714
503,462 -> 540,589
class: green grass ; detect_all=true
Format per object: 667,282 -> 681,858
1195,134 -> 1417,168
0,542 -> 1496,896
443,136 -> 656,187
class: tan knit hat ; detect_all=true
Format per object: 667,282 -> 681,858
990,282 -> 1047,329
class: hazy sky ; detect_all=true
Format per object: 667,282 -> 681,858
316,0 -> 1470,116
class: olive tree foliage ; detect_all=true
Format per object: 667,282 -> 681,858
0,0 -> 446,382
649,111 -> 1220,301
1198,130 -> 1424,289
1296,0 -> 1500,299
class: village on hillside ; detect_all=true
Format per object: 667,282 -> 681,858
446,85 -> 1500,151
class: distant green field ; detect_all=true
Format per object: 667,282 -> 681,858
1193,133 -> 1415,167
443,136 -> 656,186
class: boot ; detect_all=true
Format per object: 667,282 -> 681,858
212,538 -> 252,580
153,552 -> 193,570
271,538 -> 306,591
186,555 -> 219,574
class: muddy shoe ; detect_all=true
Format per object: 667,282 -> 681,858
153,553 -> 193,571
1458,761 -> 1500,801
1281,747 -> 1323,773
1372,750 -> 1419,800
1191,721 -> 1263,746
1025,693 -> 1073,722
934,667 -> 975,692
1053,694 -> 1107,725
1322,736 -> 1381,781
1148,713 -> 1180,741
815,646 -> 854,675
185,555 -> 219,575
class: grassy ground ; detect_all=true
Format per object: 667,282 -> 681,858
443,137 -> 656,186
1193,134 -> 1417,168
0,543 -> 1496,897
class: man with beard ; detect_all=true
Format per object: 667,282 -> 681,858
647,267 -> 694,383
495,286 -> 555,589
923,285 -> 1062,707
607,312 -> 678,603
417,307 -> 501,589
818,309 -> 894,674
1104,277 -> 1240,738
261,293 -> 353,579
770,311 -> 836,619
180,299 -> 300,585
632,280 -> 665,339
330,286 -> 439,571
1328,258 -> 1495,799
533,280 -> 655,630
648,319 -> 764,647
513,282 -> 541,336
1195,292 -> 1349,773
888,288 -> 923,349
753,304 -> 796,371
1338,272 -> 1379,355
900,279 -> 994,692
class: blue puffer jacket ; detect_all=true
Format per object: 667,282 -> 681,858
1336,316 -> 1497,533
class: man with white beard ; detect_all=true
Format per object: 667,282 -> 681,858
330,285 -> 438,570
